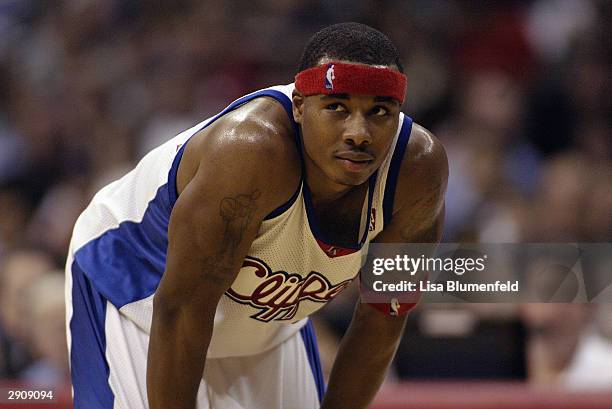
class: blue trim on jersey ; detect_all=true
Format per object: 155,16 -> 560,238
168,143 -> 187,206
168,88 -> 298,208
73,183 -> 170,308
72,88 -> 299,312
264,181 -> 303,220
365,171 -> 377,234
382,116 -> 413,225
302,171 -> 378,251
70,261 -> 114,409
299,320 -> 326,403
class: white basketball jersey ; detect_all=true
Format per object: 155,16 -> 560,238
67,84 -> 413,358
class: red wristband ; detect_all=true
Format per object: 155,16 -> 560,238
358,277 -> 420,317
295,61 -> 407,104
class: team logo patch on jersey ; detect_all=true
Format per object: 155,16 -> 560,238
390,298 -> 400,316
325,64 -> 335,90
226,256 -> 353,322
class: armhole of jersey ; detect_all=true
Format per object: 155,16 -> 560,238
168,143 -> 187,207
262,90 -> 304,220
382,116 -> 413,226
166,88 -> 302,212
263,181 -> 302,220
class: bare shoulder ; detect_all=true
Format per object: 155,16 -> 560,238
177,97 -> 300,208
404,123 -> 448,175
393,122 -> 448,213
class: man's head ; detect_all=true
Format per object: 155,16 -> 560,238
298,22 -> 404,73
293,23 -> 405,188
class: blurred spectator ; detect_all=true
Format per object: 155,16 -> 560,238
0,248 -> 55,377
20,271 -> 69,386
25,178 -> 89,261
561,305 -> 612,390
520,303 -> 590,385
526,0 -> 596,63
527,154 -> 588,241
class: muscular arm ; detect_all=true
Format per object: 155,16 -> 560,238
147,101 -> 297,409
321,124 -> 448,409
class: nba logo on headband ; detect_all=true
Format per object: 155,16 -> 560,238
295,61 -> 407,103
325,64 -> 335,90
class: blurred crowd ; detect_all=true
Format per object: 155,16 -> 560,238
0,0 -> 610,391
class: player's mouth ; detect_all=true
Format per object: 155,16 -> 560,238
335,151 -> 374,173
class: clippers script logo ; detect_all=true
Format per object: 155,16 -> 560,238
226,257 -> 353,322
325,64 -> 335,90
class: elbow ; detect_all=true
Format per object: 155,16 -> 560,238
152,291 -> 183,323
151,285 -> 218,327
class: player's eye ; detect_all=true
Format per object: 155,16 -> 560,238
371,106 -> 389,116
326,103 -> 346,112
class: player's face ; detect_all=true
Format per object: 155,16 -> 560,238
293,91 -> 401,187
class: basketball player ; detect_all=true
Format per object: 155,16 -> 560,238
65,23 -> 447,409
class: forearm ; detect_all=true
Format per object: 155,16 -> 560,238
321,302 -> 407,409
147,302 -> 215,409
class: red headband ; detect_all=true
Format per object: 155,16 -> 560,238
295,61 -> 407,104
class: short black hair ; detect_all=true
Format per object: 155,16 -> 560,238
298,22 -> 404,73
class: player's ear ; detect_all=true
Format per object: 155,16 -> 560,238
292,90 -> 304,124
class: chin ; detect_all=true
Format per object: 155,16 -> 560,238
329,157 -> 379,186
332,170 -> 371,187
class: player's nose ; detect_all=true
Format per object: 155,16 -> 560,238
342,112 -> 371,147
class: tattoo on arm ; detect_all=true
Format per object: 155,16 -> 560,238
219,189 -> 261,255
200,189 -> 261,283
199,257 -> 237,285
